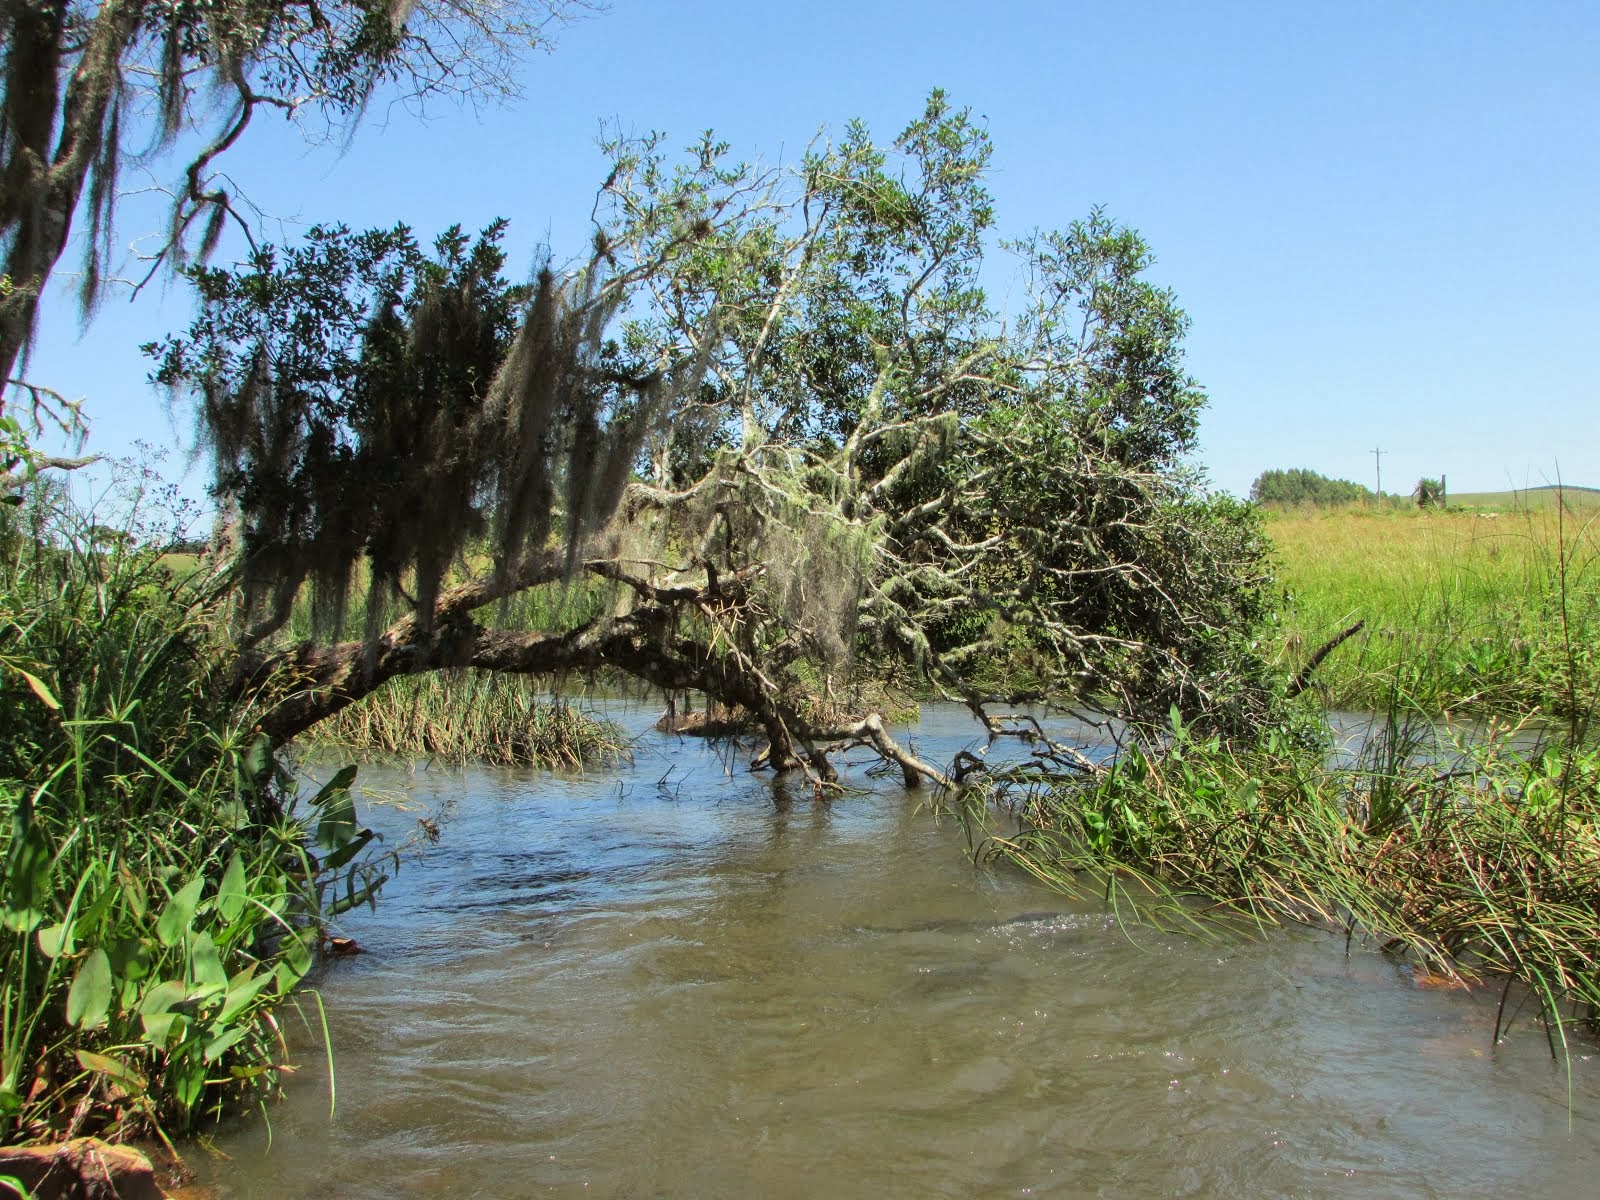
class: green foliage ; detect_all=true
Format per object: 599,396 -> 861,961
964,707 -> 1600,1036
1250,467 -> 1374,507
300,674 -> 629,770
0,489 -> 384,1144
150,94 -> 1285,753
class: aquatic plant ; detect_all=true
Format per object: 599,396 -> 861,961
298,672 -> 629,769
964,704 -> 1600,1041
0,496 -> 383,1145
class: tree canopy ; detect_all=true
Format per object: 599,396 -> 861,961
151,93 -> 1281,789
0,0 -> 582,432
1249,467 -> 1373,507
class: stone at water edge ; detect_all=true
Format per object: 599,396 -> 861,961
0,1138 -> 167,1200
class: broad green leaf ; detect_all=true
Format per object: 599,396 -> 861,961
319,827 -> 374,874
313,767 -> 359,852
311,765 -> 358,809
3,800 -> 52,933
74,1051 -> 147,1093
242,733 -> 275,791
188,930 -> 228,995
215,852 -> 247,924
37,921 -> 71,959
174,1061 -> 205,1111
204,1026 -> 249,1064
107,936 -> 152,984
139,979 -> 187,1017
155,877 -> 204,947
141,1010 -> 188,1049
66,948 -> 112,1029
218,968 -> 275,1025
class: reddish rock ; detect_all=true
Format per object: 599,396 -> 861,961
0,1139 -> 167,1200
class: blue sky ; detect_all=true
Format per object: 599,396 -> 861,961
24,0 -> 1600,503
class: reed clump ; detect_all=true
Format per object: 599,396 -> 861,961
965,707 -> 1600,1037
298,672 -> 629,769
0,497 -> 381,1147
1269,503 -> 1600,717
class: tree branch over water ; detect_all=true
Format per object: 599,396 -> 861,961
165,94 -> 1282,788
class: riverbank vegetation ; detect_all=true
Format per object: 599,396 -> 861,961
299,674 -> 628,769
0,497 -> 389,1147
963,702 -> 1600,1041
5,0 -> 1598,1158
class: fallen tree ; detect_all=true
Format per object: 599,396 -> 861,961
152,93 -> 1281,790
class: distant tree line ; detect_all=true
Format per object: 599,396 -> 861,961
1249,468 -> 1374,507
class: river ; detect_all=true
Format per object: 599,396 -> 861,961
199,702 -> 1600,1198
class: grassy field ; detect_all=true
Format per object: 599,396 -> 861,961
1445,485 -> 1600,511
1267,502 -> 1600,717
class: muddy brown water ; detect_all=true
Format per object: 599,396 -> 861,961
200,703 -> 1600,1198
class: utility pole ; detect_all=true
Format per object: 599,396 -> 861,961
1372,446 -> 1385,499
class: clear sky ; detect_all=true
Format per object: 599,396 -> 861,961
24,0 -> 1600,503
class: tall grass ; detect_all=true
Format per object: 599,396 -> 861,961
962,706 -> 1600,1038
298,672 -> 629,769
1269,503 -> 1600,716
0,496 -> 381,1146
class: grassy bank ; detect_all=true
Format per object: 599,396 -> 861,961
0,504 -> 381,1147
965,707 -> 1600,1039
1269,503 -> 1599,717
297,672 -> 630,769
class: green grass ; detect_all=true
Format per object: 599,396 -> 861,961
297,672 -> 630,769
0,508 -> 382,1147
962,706 -> 1600,1040
1268,504 -> 1600,717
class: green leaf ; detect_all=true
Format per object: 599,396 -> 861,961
215,852 -> 247,924
66,949 -> 113,1030
107,936 -> 152,984
314,773 -> 359,852
188,931 -> 228,995
3,798 -> 52,934
37,922 -> 71,959
204,1026 -> 249,1064
155,877 -> 204,947
174,1061 -> 205,1111
218,968 -> 275,1025
242,733 -> 275,792
74,1051 -> 147,1094
319,827 -> 374,874
312,765 -> 358,809
139,979 -> 187,1017
141,1010 -> 189,1049
12,665 -> 59,710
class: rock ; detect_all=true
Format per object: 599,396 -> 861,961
0,1139 -> 168,1200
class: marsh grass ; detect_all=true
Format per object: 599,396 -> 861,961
1269,503 -> 1600,716
0,501 -> 382,1147
962,705 -> 1600,1040
297,672 -> 630,769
